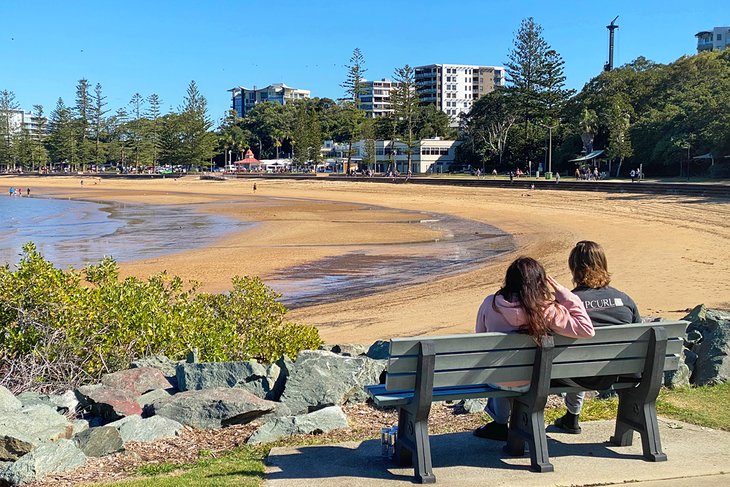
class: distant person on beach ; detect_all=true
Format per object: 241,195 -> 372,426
26,187 -> 30,197
253,183 -> 257,192
472,257 -> 593,441
9,187 -> 14,196
80,179 -> 84,186
553,240 -> 641,434
555,172 -> 560,183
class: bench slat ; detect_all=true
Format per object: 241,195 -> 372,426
386,339 -> 683,374
388,321 -> 687,356
386,355 -> 680,390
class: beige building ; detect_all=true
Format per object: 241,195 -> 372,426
358,79 -> 399,118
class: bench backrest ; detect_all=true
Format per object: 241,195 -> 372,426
384,321 -> 688,391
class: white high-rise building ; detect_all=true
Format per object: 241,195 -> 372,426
5,109 -> 46,137
695,27 -> 730,53
358,79 -> 398,118
414,64 -> 505,126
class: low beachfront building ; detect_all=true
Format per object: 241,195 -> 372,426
321,138 -> 461,174
228,83 -> 310,117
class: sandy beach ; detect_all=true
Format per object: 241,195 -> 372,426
4,175 -> 729,343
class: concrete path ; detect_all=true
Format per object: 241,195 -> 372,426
266,418 -> 730,486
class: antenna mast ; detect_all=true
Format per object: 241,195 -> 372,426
604,16 -> 619,71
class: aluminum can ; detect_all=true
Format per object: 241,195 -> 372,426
381,427 -> 390,457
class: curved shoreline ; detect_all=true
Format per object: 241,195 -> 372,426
3,176 -> 729,343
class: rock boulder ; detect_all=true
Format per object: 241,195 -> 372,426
280,350 -> 386,415
247,406 -> 348,445
150,388 -> 278,429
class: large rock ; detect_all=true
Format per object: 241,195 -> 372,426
366,340 -> 390,360
0,387 -> 21,412
685,307 -> 730,385
280,350 -> 386,415
73,426 -> 123,457
0,405 -> 73,459
130,355 -> 180,378
247,406 -> 349,445
0,436 -> 33,462
100,367 -> 173,395
15,391 -> 78,415
107,415 -> 184,443
176,361 -> 284,400
75,384 -> 142,421
0,439 -> 85,485
150,388 -> 278,429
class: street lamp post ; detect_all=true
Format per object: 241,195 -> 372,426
538,120 -> 560,179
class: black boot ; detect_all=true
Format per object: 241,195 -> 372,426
553,412 -> 581,434
474,421 -> 509,440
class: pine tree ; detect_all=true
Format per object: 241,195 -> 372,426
341,48 -> 367,170
146,94 -> 162,166
391,65 -> 420,174
505,18 -> 572,166
178,80 -> 216,168
0,90 -> 19,169
48,98 -> 77,168
74,79 -> 93,170
91,84 -> 109,168
31,104 -> 49,170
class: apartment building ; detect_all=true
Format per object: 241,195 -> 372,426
696,27 -> 730,52
414,64 -> 505,126
358,79 -> 398,118
228,83 -> 310,117
5,109 -> 46,137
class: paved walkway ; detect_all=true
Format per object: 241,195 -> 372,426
266,418 -> 730,486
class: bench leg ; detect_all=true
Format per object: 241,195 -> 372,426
395,408 -> 436,483
507,400 -> 554,473
609,327 -> 667,462
610,391 -> 667,462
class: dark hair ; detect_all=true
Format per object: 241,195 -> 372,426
569,240 -> 611,289
497,257 -> 551,341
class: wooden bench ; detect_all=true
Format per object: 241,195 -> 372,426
365,320 -> 688,483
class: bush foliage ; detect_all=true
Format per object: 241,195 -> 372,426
0,243 -> 322,392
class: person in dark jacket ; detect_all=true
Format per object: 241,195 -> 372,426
553,240 -> 641,434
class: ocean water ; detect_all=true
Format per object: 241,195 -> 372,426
0,196 -> 246,268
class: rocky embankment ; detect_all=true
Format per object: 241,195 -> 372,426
1,305 -> 728,486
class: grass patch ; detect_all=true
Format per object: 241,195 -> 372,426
96,446 -> 268,487
657,382 -> 730,431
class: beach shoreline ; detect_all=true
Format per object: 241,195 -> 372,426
3,175 -> 728,343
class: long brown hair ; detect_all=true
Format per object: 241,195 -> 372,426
569,240 -> 611,289
497,257 -> 551,341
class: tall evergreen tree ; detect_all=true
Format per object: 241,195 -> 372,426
391,65 -> 420,173
47,98 -> 77,168
0,90 -> 19,169
91,84 -> 108,168
128,93 -> 145,170
505,17 -> 572,167
146,94 -> 162,166
74,79 -> 93,169
31,104 -> 49,170
341,48 -> 367,170
178,80 -> 216,168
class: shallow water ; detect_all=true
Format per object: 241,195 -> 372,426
267,211 -> 514,308
0,196 -> 247,268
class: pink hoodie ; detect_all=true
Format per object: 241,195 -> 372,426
476,284 -> 594,338
475,284 -> 593,387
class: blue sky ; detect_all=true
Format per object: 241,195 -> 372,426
1,0 -> 720,126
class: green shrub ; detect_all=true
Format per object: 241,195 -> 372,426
0,243 -> 322,391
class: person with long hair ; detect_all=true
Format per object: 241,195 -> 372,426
553,241 -> 641,434
473,256 -> 594,441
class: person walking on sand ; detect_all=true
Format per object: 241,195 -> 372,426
552,241 -> 641,434
472,257 -> 593,441
555,172 -> 560,184
253,183 -> 257,193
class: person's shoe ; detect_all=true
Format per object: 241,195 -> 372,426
473,421 -> 508,441
553,412 -> 582,434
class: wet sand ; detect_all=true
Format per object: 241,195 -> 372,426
4,175 -> 729,343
